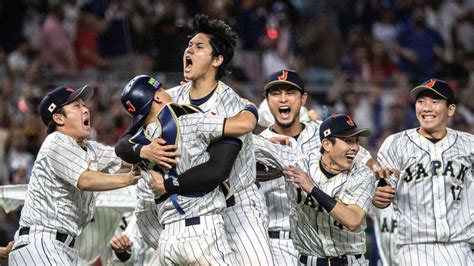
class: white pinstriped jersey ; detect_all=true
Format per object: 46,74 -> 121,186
377,128 -> 473,245
253,135 -> 375,257
76,186 -> 137,265
259,122 -> 321,232
259,121 -> 373,232
137,111 -> 227,225
19,132 -> 122,237
134,178 -> 161,249
367,203 -> 398,266
167,81 -> 256,195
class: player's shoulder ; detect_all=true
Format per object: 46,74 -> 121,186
382,128 -> 415,145
447,128 -> 473,140
167,83 -> 191,99
215,81 -> 242,101
349,162 -> 375,181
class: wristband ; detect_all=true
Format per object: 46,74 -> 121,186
310,186 -> 337,213
242,103 -> 259,121
115,250 -> 132,262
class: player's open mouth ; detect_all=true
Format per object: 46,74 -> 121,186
184,57 -> 193,72
84,118 -> 90,127
279,106 -> 291,119
346,154 -> 355,162
421,115 -> 435,121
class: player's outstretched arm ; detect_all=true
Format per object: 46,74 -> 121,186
77,168 -> 141,191
148,137 -> 242,196
223,101 -> 258,137
284,166 -> 366,232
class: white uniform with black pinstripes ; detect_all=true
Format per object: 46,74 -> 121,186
367,203 -> 398,266
137,111 -> 237,265
378,128 -> 474,266
168,81 -> 272,265
9,132 -> 122,265
253,135 -> 374,265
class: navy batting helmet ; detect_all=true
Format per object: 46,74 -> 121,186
121,75 -> 162,128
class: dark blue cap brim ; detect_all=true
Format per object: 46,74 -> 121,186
264,80 -> 304,92
333,128 -> 372,138
66,85 -> 94,105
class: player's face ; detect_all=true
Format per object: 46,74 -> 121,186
183,33 -> 218,82
326,136 -> 360,171
59,99 -> 91,141
415,96 -> 455,137
267,85 -> 307,129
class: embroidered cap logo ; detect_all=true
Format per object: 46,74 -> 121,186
422,79 -> 436,88
278,70 -> 288,81
346,115 -> 355,127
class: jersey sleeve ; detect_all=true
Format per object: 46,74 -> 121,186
355,145 -> 372,165
47,142 -> 89,187
377,134 -> 401,187
253,134 -> 304,169
88,141 -> 123,174
338,165 -> 376,212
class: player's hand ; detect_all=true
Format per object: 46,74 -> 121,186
372,185 -> 396,209
140,138 -> 180,170
371,164 -> 399,179
270,136 -> 292,147
127,166 -> 141,185
283,165 -> 313,193
110,233 -> 133,254
0,241 -> 13,258
148,170 -> 166,197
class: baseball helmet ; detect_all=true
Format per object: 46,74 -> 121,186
121,75 -> 162,128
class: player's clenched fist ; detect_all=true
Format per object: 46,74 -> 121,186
110,234 -> 133,253
372,183 -> 396,209
148,170 -> 166,197
127,166 -> 142,185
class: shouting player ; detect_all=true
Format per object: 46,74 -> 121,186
377,79 -> 473,265
115,74 -> 259,264
8,86 -> 140,265
254,114 -> 376,265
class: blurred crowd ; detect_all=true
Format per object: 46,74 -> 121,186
0,0 -> 473,260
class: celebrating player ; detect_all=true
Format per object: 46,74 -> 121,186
8,85 -> 141,265
377,79 -> 474,265
254,114 -> 376,265
115,74 -> 259,264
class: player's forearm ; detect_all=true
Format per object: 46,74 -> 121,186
328,203 -> 366,232
77,171 -> 134,191
115,133 -> 142,164
224,108 -> 257,137
310,186 -> 365,231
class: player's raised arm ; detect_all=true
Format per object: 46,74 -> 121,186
222,100 -> 258,137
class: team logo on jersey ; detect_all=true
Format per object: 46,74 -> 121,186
48,103 -> 57,113
126,100 -> 136,113
346,116 -> 355,126
422,79 -> 436,88
278,70 -> 288,81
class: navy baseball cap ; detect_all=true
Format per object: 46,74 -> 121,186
264,70 -> 305,93
410,78 -> 455,104
121,75 -> 162,128
39,85 -> 94,126
319,114 -> 371,141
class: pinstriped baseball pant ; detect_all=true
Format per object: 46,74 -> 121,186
9,226 -> 78,265
398,242 -> 474,266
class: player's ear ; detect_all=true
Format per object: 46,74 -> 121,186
212,55 -> 224,67
52,113 -> 65,126
447,103 -> 456,117
321,139 -> 331,153
301,92 -> 308,106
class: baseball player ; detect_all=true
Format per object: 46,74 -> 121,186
115,74 -> 259,264
377,79 -> 474,265
258,69 -> 397,265
0,184 -> 140,265
8,85 -> 141,265
165,13 -> 273,265
253,114 -> 376,265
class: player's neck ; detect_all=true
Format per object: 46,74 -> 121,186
320,154 -> 345,175
417,127 -> 447,140
190,78 -> 218,99
272,121 -> 304,138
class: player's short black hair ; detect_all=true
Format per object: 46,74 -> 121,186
192,14 -> 237,80
47,107 -> 66,134
320,136 -> 336,154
